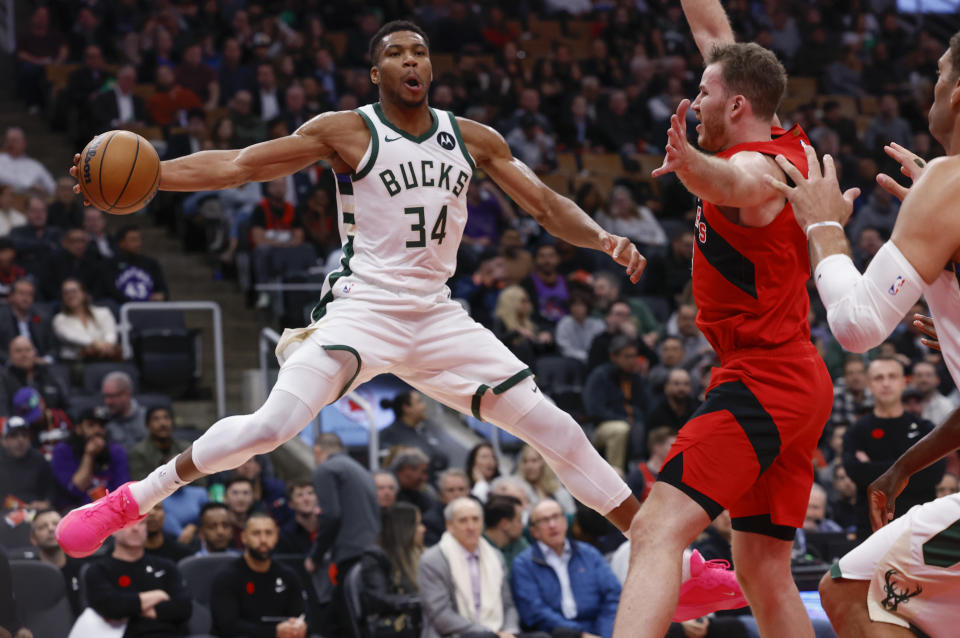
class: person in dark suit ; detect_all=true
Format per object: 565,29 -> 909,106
91,65 -> 148,134
10,197 -> 59,276
162,109 -> 209,160
54,44 -> 109,139
0,278 -> 55,363
40,227 -> 101,302
280,84 -> 311,134
252,62 -> 284,121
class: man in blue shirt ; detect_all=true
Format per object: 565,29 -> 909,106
511,499 -> 621,638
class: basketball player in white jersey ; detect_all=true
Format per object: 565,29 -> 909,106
55,21 -> 650,557
767,30 -> 960,638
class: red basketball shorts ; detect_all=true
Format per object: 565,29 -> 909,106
659,341 -> 833,539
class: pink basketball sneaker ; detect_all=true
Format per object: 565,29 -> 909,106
673,550 -> 749,622
56,482 -> 146,558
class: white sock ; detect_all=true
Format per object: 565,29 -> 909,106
681,549 -> 693,583
129,457 -> 186,515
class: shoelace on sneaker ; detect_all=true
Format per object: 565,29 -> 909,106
694,558 -> 736,590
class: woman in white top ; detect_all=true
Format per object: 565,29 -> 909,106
514,444 -> 577,515
52,278 -> 120,361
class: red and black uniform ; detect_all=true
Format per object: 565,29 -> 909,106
659,126 -> 833,539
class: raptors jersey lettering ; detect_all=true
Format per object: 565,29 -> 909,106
692,125 -> 812,359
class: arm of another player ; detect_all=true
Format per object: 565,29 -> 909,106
768,146 -> 960,352
869,405 -> 960,530
651,99 -> 783,210
679,0 -> 735,58
459,119 -> 646,283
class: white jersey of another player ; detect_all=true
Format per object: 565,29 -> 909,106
315,103 -> 474,319
924,263 -> 960,388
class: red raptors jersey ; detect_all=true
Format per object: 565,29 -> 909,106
692,125 -> 812,359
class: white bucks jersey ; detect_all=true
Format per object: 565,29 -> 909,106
924,263 -> 960,388
330,103 -> 474,296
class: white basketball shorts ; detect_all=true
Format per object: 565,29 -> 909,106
272,275 -> 540,420
831,493 -> 960,637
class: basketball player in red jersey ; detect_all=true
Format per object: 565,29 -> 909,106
613,2 -> 833,637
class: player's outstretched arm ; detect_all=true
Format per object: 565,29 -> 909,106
680,0 -> 735,58
652,99 -> 783,210
158,111 -> 364,191
869,405 -> 960,530
459,118 -> 646,283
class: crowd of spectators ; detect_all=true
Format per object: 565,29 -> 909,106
5,0 -> 960,637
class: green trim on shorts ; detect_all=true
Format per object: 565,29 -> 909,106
353,109 -> 379,180
829,562 -> 843,580
310,236 -> 355,323
321,344 -> 362,400
471,368 -> 535,421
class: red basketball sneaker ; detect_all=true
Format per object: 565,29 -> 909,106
673,550 -> 749,621
55,482 -> 146,558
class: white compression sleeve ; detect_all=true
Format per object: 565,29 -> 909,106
482,378 -> 633,515
814,241 -> 924,353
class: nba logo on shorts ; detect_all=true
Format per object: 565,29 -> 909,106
889,276 -> 905,296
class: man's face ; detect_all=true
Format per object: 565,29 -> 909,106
234,457 -> 262,480
593,277 -> 616,304
502,504 -> 525,542
117,230 -> 142,254
117,68 -> 136,93
929,50 -> 959,147
664,369 -> 692,400
30,511 -> 61,550
147,409 -> 173,440
371,31 -> 432,108
660,338 -> 685,367
913,363 -> 939,394
63,229 -> 89,258
691,64 -> 731,152
289,485 -> 318,515
77,418 -> 106,441
225,482 -> 254,516
9,281 -> 33,313
446,500 -> 483,552
534,245 -> 559,275
9,337 -> 35,370
530,502 -> 567,550
83,208 -> 105,234
3,129 -> 25,157
804,488 -> 827,530
56,177 -> 75,203
187,115 -> 207,140
286,86 -> 305,112
397,462 -> 428,490
115,520 -> 148,549
611,346 -> 638,374
868,360 -> 906,407
406,392 -> 427,422
242,517 -> 279,561
1,427 -> 30,459
440,475 -> 469,504
374,473 -> 398,508
256,64 -> 275,89
199,508 -> 233,551
605,302 -> 632,330
676,305 -> 698,337
145,502 -> 165,534
102,380 -> 132,416
844,360 -> 867,392
26,199 -> 46,227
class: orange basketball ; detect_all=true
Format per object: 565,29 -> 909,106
77,130 -> 160,215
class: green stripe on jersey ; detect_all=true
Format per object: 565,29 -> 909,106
353,109 -> 379,180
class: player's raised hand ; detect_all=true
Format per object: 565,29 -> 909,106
601,232 -> 646,284
868,467 -> 908,531
765,143 -> 860,234
876,142 -> 926,202
68,152 -> 91,205
913,313 -> 940,351
652,99 -> 693,178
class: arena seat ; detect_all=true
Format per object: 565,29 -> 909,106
82,361 -> 141,395
178,554 -> 237,605
10,560 -> 76,638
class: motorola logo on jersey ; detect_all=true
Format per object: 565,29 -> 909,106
437,131 -> 456,150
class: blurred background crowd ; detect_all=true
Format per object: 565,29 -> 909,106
1,0 -> 960,637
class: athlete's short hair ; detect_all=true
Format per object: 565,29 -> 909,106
706,42 -> 786,122
369,20 -> 430,65
950,31 -> 960,80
